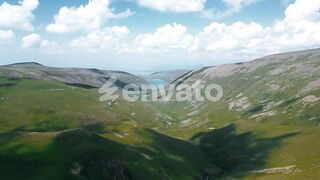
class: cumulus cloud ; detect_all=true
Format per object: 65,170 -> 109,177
137,0 -> 258,16
138,0 -> 206,13
21,33 -> 62,53
133,0 -> 320,61
243,0 -> 320,54
0,0 -> 39,30
21,33 -> 42,48
46,0 -> 134,33
70,26 -> 130,52
193,21 -> 265,52
68,0 -> 320,61
0,29 -> 14,43
38,0 -> 320,62
202,0 -> 260,18
69,24 -> 194,54
223,0 -> 259,12
135,23 -> 194,52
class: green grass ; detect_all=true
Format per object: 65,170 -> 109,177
0,72 -> 320,179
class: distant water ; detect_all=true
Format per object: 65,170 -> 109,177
147,79 -> 167,86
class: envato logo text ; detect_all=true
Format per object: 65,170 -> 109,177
98,77 -> 223,102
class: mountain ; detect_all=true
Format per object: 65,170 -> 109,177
0,62 -> 147,88
158,48 -> 320,126
0,49 -> 320,179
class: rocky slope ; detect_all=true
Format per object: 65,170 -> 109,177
157,48 -> 320,127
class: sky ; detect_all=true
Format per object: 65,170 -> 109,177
0,0 -> 319,73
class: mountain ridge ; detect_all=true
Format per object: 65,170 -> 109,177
0,62 -> 147,88
2,48 -> 320,84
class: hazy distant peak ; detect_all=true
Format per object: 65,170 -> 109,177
9,62 -> 44,66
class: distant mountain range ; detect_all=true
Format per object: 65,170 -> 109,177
0,62 -> 147,88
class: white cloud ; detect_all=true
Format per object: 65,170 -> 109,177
13,0 -> 320,65
223,0 -> 258,9
46,0 -> 134,33
201,0 -> 320,58
132,0 -> 320,61
284,0 -> 320,23
70,26 -> 130,52
193,21 -> 265,52
0,29 -> 14,43
21,33 -> 41,48
138,0 -> 206,13
248,0 -> 320,54
202,0 -> 259,18
21,33 -> 62,53
135,23 -> 194,52
223,0 -> 259,15
0,0 -> 39,30
138,0 -> 258,16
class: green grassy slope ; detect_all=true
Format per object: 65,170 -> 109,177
0,77 -> 319,179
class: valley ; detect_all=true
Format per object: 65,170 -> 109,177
0,49 -> 320,179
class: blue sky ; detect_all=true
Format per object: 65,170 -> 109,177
0,0 -> 319,73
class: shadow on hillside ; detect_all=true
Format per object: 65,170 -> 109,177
0,126 -> 27,149
191,124 -> 298,179
135,129 -> 210,179
0,126 -> 54,179
42,127 -> 206,179
0,127 -> 134,180
0,82 -> 17,88
0,123 -> 298,179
